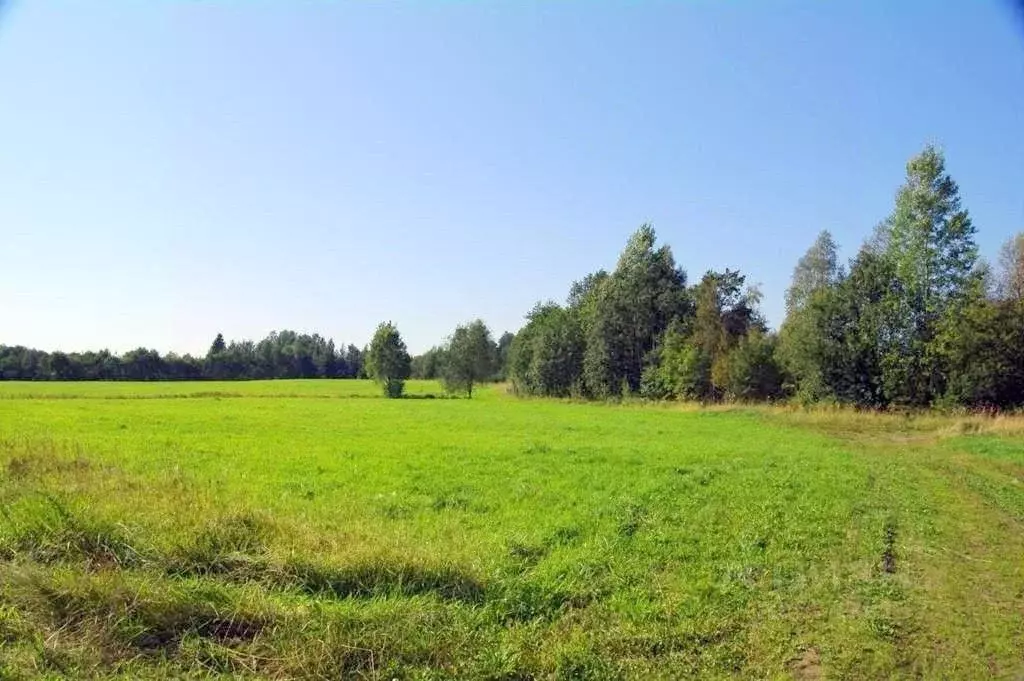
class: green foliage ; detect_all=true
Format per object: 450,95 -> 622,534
674,344 -> 712,400
530,310 -> 585,397
724,330 -> 783,401
366,322 -> 411,398
209,333 -> 227,355
938,297 -> 1024,408
641,322 -> 712,401
813,247 -> 893,408
784,230 -> 841,316
685,270 -> 765,400
411,346 -> 447,380
2,148 -> 1019,412
671,343 -> 714,401
509,304 -> 585,397
0,332 -> 365,381
495,331 -> 515,380
778,231 -> 841,400
878,145 -> 978,406
583,226 -> 690,397
566,269 -> 609,334
442,320 -> 496,398
773,146 -> 1014,410
777,298 -> 826,402
204,334 -> 230,380
626,266 -> 774,404
996,231 -> 1024,303
692,270 -> 762,353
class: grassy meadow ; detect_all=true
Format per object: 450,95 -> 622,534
0,381 -> 1022,679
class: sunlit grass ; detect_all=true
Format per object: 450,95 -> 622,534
0,382 -> 1021,678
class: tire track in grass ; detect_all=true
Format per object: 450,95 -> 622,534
859,441 -> 1024,679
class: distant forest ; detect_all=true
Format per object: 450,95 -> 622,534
1,331 -> 374,382
3,146 -> 1023,409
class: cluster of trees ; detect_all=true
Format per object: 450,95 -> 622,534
0,330 -> 368,381
506,225 -> 775,402
5,146 -> 1021,409
776,148 -> 1023,409
371,320 -> 512,398
411,331 -> 514,382
509,146 -> 1024,409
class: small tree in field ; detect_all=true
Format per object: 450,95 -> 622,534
442,319 -> 495,398
366,322 -> 411,398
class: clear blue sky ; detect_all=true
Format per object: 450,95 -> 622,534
1,1 -> 1022,355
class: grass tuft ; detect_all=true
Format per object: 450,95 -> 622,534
277,556 -> 486,602
1,495 -> 146,568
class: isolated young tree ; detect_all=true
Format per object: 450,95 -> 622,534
366,322 -> 411,398
879,145 -> 978,405
442,319 -> 496,397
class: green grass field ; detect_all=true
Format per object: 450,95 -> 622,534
1,381 -> 1022,679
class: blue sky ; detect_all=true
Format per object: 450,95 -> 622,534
1,1 -> 1022,355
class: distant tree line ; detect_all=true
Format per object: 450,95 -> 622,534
0,319 -> 516,400
0,330 -> 369,381
507,146 -> 1024,410
4,146 -> 1022,408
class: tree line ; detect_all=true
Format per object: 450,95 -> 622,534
507,146 -> 1024,409
0,320 -> 516,400
3,145 -> 1022,408
0,330 -> 368,381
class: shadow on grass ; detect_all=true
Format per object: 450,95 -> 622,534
23,574 -> 269,654
6,501 -> 612,630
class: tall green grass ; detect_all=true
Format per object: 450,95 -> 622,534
0,382 -> 1021,678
